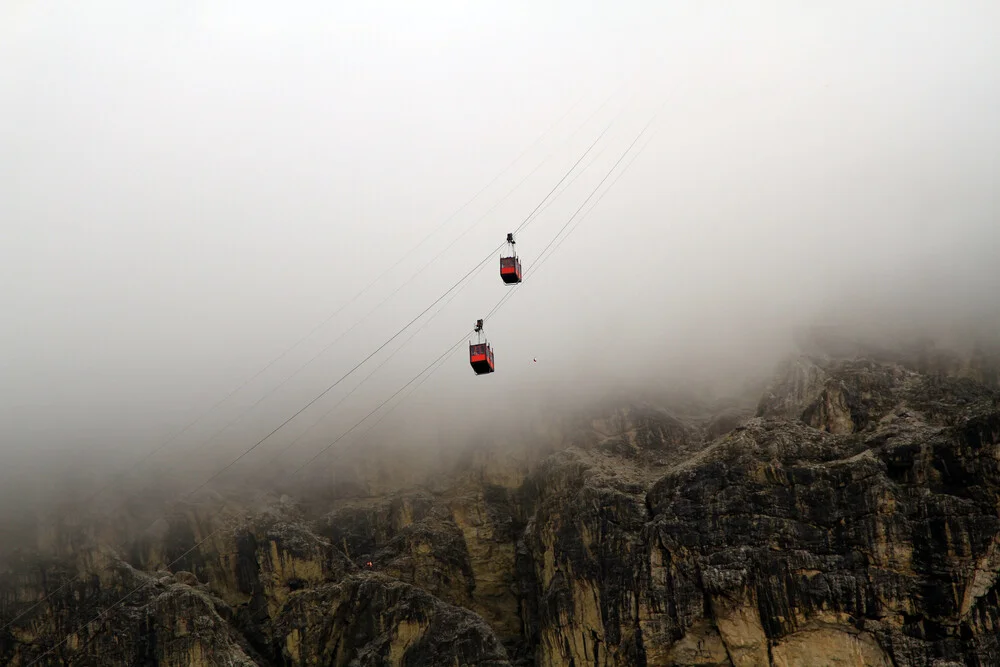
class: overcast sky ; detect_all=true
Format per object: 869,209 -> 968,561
2,2 -> 999,486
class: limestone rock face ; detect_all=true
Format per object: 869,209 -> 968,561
0,554 -> 260,666
274,576 -> 511,666
2,352 -> 1000,666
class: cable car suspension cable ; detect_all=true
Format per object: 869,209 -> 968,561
511,106 -> 623,238
175,245 -> 502,500
528,111 -> 661,280
538,127 -> 660,274
254,262 -> 478,474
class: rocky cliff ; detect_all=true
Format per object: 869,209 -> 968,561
2,346 -> 999,666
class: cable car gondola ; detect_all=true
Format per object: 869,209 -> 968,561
469,319 -> 495,375
500,233 -> 522,285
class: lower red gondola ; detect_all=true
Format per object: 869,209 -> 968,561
469,342 -> 495,375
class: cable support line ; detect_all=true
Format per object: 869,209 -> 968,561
316,287 -> 481,468
254,314 -> 435,479
283,334 -> 469,476
303,266 -> 486,466
347,312 -> 470,443
528,113 -> 660,281
256,254 -> 484,474
512,112 -> 617,237
510,90 -> 640,238
298,333 -> 465,477
176,243 -> 503,503
517,136 -> 614,238
538,127 -> 661,273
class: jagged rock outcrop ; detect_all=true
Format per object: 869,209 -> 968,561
2,351 -> 999,666
0,549 -> 261,665
274,576 -> 511,666
645,372 -> 1000,665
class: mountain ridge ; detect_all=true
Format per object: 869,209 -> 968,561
3,340 -> 999,666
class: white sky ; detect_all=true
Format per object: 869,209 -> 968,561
2,1 -> 998,479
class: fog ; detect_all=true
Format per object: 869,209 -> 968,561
2,2 -> 1000,520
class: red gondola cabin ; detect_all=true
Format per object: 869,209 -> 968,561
500,232 -> 522,284
500,256 -> 522,284
469,342 -> 495,374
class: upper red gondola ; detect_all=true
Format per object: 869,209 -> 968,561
500,232 -> 522,285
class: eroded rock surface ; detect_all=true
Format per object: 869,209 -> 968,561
2,353 -> 999,666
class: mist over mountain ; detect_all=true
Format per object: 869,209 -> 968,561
3,1 -> 1000,665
